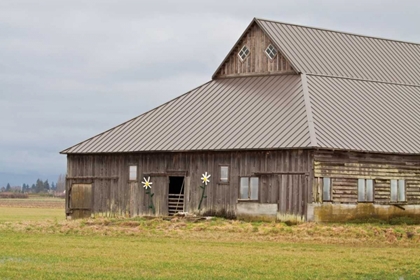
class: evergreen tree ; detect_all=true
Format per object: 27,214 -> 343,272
43,180 -> 50,191
35,179 -> 44,193
51,182 -> 56,191
6,183 -> 11,191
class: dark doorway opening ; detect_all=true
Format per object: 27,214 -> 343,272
169,176 -> 184,195
168,176 -> 185,216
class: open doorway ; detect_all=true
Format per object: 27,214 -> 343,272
168,176 -> 185,216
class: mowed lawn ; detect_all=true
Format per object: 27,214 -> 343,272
1,198 -> 420,279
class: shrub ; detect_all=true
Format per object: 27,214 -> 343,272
0,192 -> 29,199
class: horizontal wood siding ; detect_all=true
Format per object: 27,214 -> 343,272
215,23 -> 294,78
313,151 -> 420,204
66,150 -> 313,218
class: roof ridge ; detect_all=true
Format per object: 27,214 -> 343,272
60,80 -> 212,154
301,73 -> 318,147
255,17 -> 420,47
306,73 -> 420,87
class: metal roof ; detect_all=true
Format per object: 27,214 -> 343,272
257,18 -> 420,85
308,75 -> 420,154
62,75 -> 311,154
63,18 -> 420,155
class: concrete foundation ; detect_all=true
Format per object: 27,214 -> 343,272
308,203 -> 420,222
237,203 -> 277,218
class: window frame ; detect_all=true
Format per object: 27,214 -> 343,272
218,165 -> 230,184
238,176 -> 259,201
265,44 -> 278,60
238,45 -> 250,62
322,177 -> 332,202
358,178 -> 374,203
128,165 -> 138,182
390,179 -> 406,203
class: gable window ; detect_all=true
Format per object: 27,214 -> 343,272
219,165 -> 229,183
391,179 -> 406,202
322,177 -> 331,201
238,45 -> 250,62
240,177 -> 258,200
129,165 -> 137,181
358,179 -> 374,202
265,44 -> 277,60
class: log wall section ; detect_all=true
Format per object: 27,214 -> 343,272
66,150 -> 313,218
215,23 -> 294,78
313,151 -> 420,204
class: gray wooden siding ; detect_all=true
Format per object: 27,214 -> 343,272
313,151 -> 420,204
214,22 -> 295,78
66,150 -> 313,218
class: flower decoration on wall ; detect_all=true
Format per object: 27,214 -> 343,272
201,172 -> 211,185
198,172 -> 211,211
142,176 -> 155,214
142,177 -> 153,189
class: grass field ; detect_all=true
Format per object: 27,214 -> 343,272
1,198 -> 420,279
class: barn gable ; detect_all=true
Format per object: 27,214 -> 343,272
213,21 -> 296,78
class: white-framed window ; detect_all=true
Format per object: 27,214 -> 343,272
358,179 -> 374,202
391,179 -> 406,202
129,165 -> 137,181
238,45 -> 250,62
322,177 -> 331,201
240,177 -> 259,200
265,44 -> 278,60
219,165 -> 229,183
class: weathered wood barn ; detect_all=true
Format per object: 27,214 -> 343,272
61,18 -> 420,222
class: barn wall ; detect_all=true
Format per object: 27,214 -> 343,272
309,150 -> 420,222
214,23 -> 295,78
65,150 -> 313,220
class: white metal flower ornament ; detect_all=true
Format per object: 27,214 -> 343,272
141,177 -> 153,189
201,172 -> 211,185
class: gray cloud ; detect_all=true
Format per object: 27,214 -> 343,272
1,0 -> 420,185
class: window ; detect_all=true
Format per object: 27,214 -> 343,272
322,178 -> 331,201
129,165 -> 137,181
219,165 -> 229,183
391,179 -> 406,202
265,44 -> 277,60
358,179 -> 374,202
238,45 -> 250,62
240,177 -> 259,200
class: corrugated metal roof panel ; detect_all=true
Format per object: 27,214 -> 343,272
308,75 -> 420,154
257,19 -> 420,85
62,75 -> 311,154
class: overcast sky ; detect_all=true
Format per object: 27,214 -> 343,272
1,0 -> 420,186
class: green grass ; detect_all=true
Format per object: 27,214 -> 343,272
1,204 -> 420,279
0,231 -> 419,279
0,207 -> 64,222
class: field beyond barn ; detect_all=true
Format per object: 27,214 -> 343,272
0,198 -> 420,279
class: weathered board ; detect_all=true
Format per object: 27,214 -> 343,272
66,150 -> 313,219
214,22 -> 295,78
313,151 -> 420,204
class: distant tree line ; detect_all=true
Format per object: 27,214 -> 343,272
0,174 -> 66,194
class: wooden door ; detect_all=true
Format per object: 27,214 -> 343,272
277,174 -> 307,219
69,184 -> 92,219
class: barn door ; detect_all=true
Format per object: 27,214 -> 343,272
69,184 -> 92,219
277,174 -> 307,220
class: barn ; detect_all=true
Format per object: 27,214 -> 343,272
61,18 -> 420,222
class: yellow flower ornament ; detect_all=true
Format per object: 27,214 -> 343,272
142,177 -> 153,189
201,172 -> 211,185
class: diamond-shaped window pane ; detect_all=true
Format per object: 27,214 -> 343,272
265,44 -> 277,60
238,45 -> 250,61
